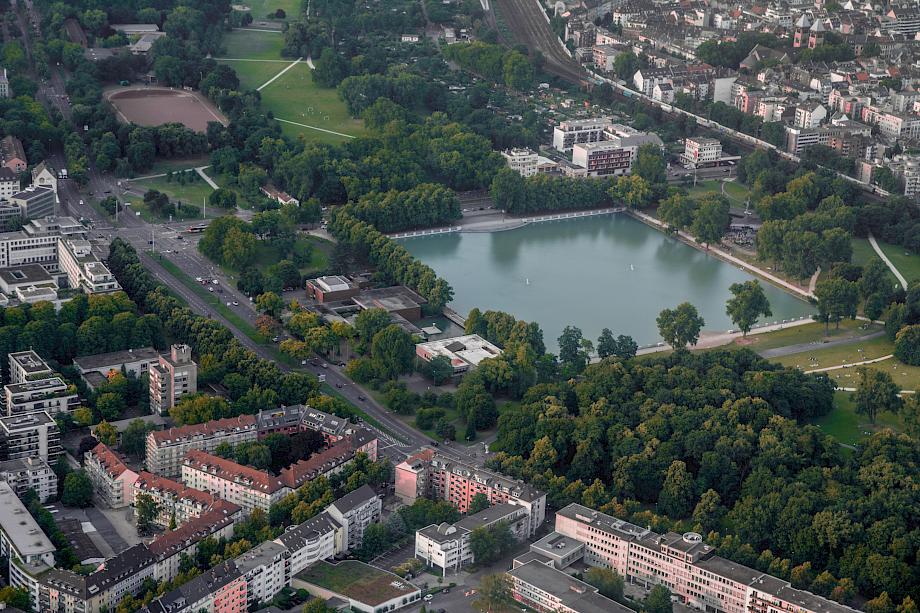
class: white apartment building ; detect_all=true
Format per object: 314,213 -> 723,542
0,168 -> 17,203
133,471 -> 220,527
888,154 -> 920,198
8,350 -> 53,384
0,68 -> 9,98
58,238 -> 121,293
877,112 -> 920,141
681,136 -> 723,167
508,559 -> 631,613
415,503 -> 531,576
84,443 -> 139,509
273,511 -> 344,575
794,102 -> 827,129
0,411 -> 61,463
181,450 -> 290,515
149,344 -> 197,414
146,414 -> 258,477
326,485 -> 382,552
501,148 -> 539,177
570,124 -> 663,177
552,118 -> 611,152
4,376 -> 78,416
0,457 -> 57,502
0,480 -> 56,606
233,541 -> 291,607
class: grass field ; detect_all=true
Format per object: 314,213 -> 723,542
126,174 -> 217,221
143,156 -> 210,175
298,561 -> 411,603
736,319 -> 880,353
259,62 -> 365,143
809,391 -> 902,447
220,29 -> 285,60
221,235 -> 332,278
243,0 -> 303,20
876,240 -> 920,283
773,335 -> 894,371
848,358 -> 920,391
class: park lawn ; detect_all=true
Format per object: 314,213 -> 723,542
221,28 -> 284,60
685,179 -> 722,199
722,180 -> 750,204
876,240 -> 920,283
772,335 -> 894,371
736,319 -> 880,353
827,358 -> 920,392
218,58 -> 281,91
258,62 -> 365,143
143,156 -> 209,175
127,174 -> 218,221
222,234 -> 331,277
809,391 -> 902,447
244,0 -> 303,20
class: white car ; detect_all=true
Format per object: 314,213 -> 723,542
423,595 -> 433,602
212,279 -> 219,285
195,277 -> 203,282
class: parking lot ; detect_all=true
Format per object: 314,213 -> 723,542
368,541 -> 415,572
45,501 -> 140,555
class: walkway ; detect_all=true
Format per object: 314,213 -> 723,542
805,354 -> 893,374
629,209 -> 814,299
125,167 -> 203,182
635,317 -> 814,356
275,117 -> 355,139
257,56 -> 303,91
869,233 -> 908,290
214,57 -> 294,62
808,267 -> 820,294
195,166 -> 219,189
759,330 -> 884,359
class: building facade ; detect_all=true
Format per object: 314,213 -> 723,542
8,350 -> 53,384
501,148 -> 539,177
145,414 -> 257,477
0,457 -> 57,502
552,118 -> 612,152
273,511 -> 344,575
84,443 -> 139,509
58,238 -> 121,293
681,137 -> 722,167
326,484 -> 382,552
149,344 -> 197,414
0,412 -> 62,463
132,471 -> 221,528
180,450 -> 290,515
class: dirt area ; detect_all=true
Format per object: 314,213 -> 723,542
106,87 -> 229,132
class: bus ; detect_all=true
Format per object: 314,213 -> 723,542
186,224 -> 209,234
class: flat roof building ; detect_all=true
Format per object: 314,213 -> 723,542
508,559 -> 632,613
58,238 -> 121,294
8,350 -> 53,384
416,334 -> 503,375
149,344 -> 197,414
0,411 -> 61,463
0,457 -> 57,503
306,275 -> 360,303
10,186 -> 54,221
4,376 -> 78,417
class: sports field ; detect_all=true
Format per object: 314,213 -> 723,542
107,88 -> 228,132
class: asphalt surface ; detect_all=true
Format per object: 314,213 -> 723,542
758,330 -> 885,359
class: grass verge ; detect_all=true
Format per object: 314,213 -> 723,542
220,28 -> 285,60
736,320 -> 880,353
809,391 -> 902,447
876,240 -> 920,283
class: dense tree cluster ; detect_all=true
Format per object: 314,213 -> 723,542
441,41 -> 535,90
344,183 -> 462,233
490,169 -> 615,214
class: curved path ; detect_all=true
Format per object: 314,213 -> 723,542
805,354 -> 893,374
869,233 -> 908,290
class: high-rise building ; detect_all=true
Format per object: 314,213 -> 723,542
0,411 -> 61,463
149,344 -> 197,414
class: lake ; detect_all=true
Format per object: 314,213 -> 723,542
402,214 -> 814,351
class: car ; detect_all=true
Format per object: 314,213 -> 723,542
338,362 -> 346,367
430,441 -> 439,446
336,383 -> 343,389
442,588 -> 450,593
78,199 -> 84,206
272,336 -> 280,342
208,287 -> 214,292
321,363 -> 328,369
226,302 -> 232,307
358,395 -> 366,401
301,360 -> 307,365
212,279 -> 219,285
232,301 -> 239,306
423,595 -> 433,602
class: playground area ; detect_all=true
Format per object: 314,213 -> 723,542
106,87 -> 228,132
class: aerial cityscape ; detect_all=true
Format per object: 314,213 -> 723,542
0,0 -> 917,612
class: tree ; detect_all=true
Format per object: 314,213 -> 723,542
814,278 -> 859,333
135,493 -> 160,534
302,599 -> 334,613
613,52 -> 639,79
95,392 -> 125,422
354,308 -> 391,350
657,193 -> 696,232
894,325 -> 920,366
469,492 -> 490,514
633,144 -> 667,185
725,280 -> 772,336
371,325 -> 415,379
656,302 -> 705,348
474,574 -> 513,612
612,334 -> 638,359
866,593 -> 895,613
312,47 -> 350,87
62,471 -> 93,507
558,325 -> 588,371
208,188 -> 237,209
358,523 -> 390,559
597,328 -> 617,359
658,460 -> 695,518
425,355 -> 454,385
94,421 -> 117,446
585,567 -> 624,601
853,368 -> 902,424
644,585 -> 673,613
0,587 -> 30,610
255,291 -> 284,318
691,195 -> 730,247
73,407 -> 94,427
692,489 -> 723,531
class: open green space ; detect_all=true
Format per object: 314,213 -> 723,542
772,335 -> 894,371
222,234 -> 331,278
220,28 -> 285,60
125,174 -> 218,222
258,62 -> 365,143
684,179 -> 722,199
242,0 -> 303,21
809,391 -> 902,447
297,561 -> 410,604
876,240 -> 920,283
682,179 -> 750,204
143,156 -> 210,175
155,254 -> 269,344
737,319 -> 880,353
218,58 -> 280,91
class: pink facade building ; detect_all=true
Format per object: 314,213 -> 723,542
555,504 -> 859,613
84,443 -> 139,509
396,450 -> 546,536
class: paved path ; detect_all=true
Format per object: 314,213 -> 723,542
195,166 -> 219,189
233,27 -> 283,33
275,117 -> 355,139
214,57 -> 295,62
805,354 -> 893,374
759,330 -> 885,359
630,209 -> 814,298
869,233 -> 908,290
125,167 -> 204,182
808,266 -> 820,294
636,317 -> 814,356
257,56 -> 303,91
306,55 -> 315,69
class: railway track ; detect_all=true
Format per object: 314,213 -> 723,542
496,0 -> 588,84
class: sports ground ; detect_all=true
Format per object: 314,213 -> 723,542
106,87 -> 229,132
218,29 -> 365,144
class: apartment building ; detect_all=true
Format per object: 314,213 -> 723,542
232,541 -> 290,607
326,484 -> 382,552
888,154 -> 920,198
279,432 -> 377,490
552,118 -> 612,152
0,136 -> 26,173
501,148 -> 539,177
571,124 -> 663,177
38,544 -> 157,613
9,186 -> 54,220
144,560 -> 247,613
0,457 -> 56,502
0,167 -> 17,202
4,375 -> 78,417
0,411 -> 62,463
681,137 -> 722,167
181,450 -> 290,515
58,238 -> 121,293
299,406 -> 352,442
273,511 -> 344,575
149,344 -> 197,414
255,404 -> 310,438
0,481 -> 56,608
0,69 -> 9,98
133,471 -> 220,527
84,443 -> 139,509
877,112 -> 920,140
8,350 -> 53,384
508,558 -> 632,613
145,414 -> 257,477
147,503 -> 240,583
415,503 -> 531,575
73,346 -> 160,390
396,450 -> 546,537
554,503 -> 860,613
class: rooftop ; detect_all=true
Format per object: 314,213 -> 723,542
73,347 -> 159,372
274,511 -> 341,551
508,560 -> 631,613
329,484 -> 378,514
429,452 -> 545,502
530,531 -> 585,561
184,449 -> 286,493
147,503 -> 239,559
134,471 -> 218,507
0,265 -> 55,288
149,414 -> 256,445
0,411 -> 55,431
233,540 -> 288,574
296,560 -> 419,607
8,350 -> 52,374
11,186 -> 53,202
0,480 -> 55,558
312,275 -> 356,293
280,438 -> 357,489
5,376 -> 69,396
86,443 -> 132,479
416,334 -> 503,369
